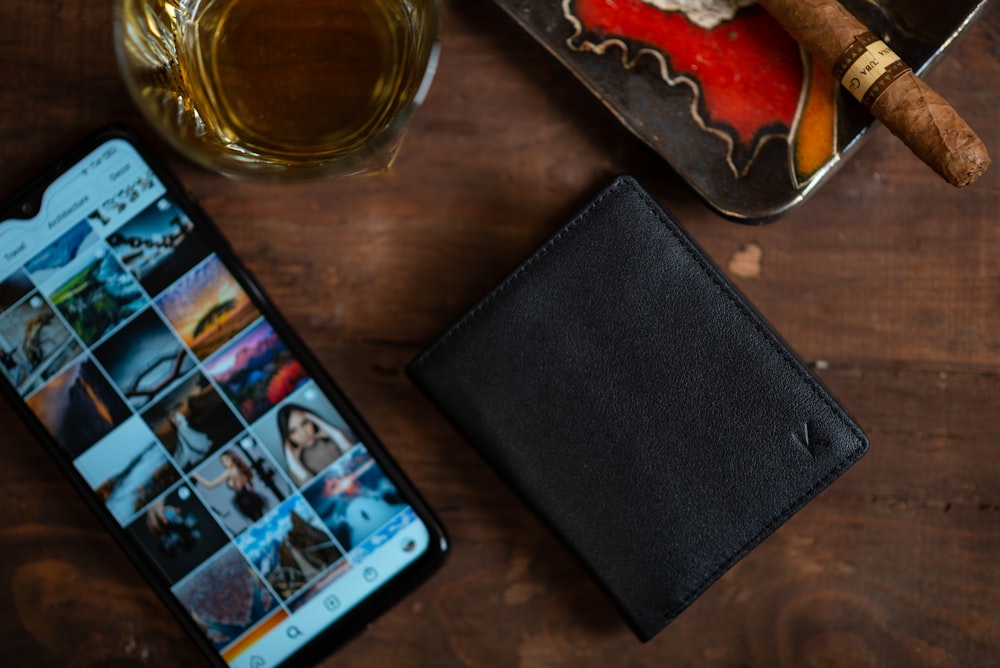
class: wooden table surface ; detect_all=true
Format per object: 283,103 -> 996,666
2,1 -> 998,666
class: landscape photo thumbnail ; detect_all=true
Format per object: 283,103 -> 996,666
204,319 -> 308,423
26,356 -> 132,458
23,219 -> 99,285
48,249 -> 146,346
74,417 -> 181,525
155,254 -> 260,361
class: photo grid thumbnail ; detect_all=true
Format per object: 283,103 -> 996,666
0,268 -> 34,311
74,416 -> 182,525
141,370 -> 243,472
93,306 -> 196,409
0,288 -> 82,396
172,544 -> 281,651
23,219 -> 99,285
128,480 -> 231,583
106,196 -> 210,296
190,434 -> 292,537
46,245 -> 146,348
301,447 -> 407,554
155,254 -> 260,361
251,382 -> 359,488
26,355 -> 132,458
204,318 -> 308,424
235,495 -> 345,602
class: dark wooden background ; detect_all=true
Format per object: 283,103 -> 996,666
1,1 -> 998,666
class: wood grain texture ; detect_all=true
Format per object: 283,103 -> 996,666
0,1 -> 998,666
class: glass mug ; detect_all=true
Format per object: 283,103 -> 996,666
113,0 -> 440,180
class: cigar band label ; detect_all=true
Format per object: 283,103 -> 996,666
834,32 -> 912,109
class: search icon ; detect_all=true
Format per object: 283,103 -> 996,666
286,626 -> 303,639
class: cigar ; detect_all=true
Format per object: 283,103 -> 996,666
756,0 -> 990,187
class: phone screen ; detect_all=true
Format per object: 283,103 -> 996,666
0,134 -> 444,667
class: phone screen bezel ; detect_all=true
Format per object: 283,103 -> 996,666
0,126 -> 449,668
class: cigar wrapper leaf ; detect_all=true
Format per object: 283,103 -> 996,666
757,0 -> 990,187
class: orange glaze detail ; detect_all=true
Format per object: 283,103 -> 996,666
795,57 -> 837,182
567,0 -> 838,181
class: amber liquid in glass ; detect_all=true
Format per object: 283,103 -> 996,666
118,0 -> 435,176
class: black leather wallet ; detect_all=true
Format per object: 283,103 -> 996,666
407,176 -> 868,641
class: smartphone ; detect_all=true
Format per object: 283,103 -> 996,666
0,128 -> 448,667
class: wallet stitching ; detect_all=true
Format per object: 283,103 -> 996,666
416,177 -> 865,447
412,176 -> 868,633
662,444 -> 866,625
628,181 -> 867,447
621,179 -> 869,626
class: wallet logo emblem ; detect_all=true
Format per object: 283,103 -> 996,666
792,420 -> 828,458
